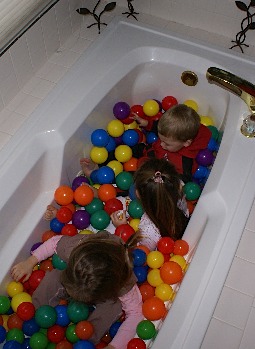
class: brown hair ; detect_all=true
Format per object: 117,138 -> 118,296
134,158 -> 188,240
158,104 -> 200,141
60,232 -> 141,304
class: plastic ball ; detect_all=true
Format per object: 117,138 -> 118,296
157,237 -> 175,254
208,125 -> 219,140
28,270 -> 45,290
183,182 -> 201,201
173,239 -> 189,256
74,185 -> 94,206
29,332 -> 48,349
7,282 -> 24,298
91,129 -> 110,147
128,183 -> 137,200
160,261 -> 183,284
50,218 -> 65,233
22,318 -> 40,337
124,120 -> 137,130
98,184 -> 117,202
105,136 -> 117,152
90,210 -> 110,230
128,199 -> 144,219
72,176 -> 90,191
143,100 -> 159,117
85,198 -> 104,215
146,132 -> 158,144
35,305 -> 57,328
54,186 -> 74,206
42,230 -> 56,242
132,249 -> 147,267
107,120 -> 125,137
170,255 -> 187,270
47,324 -> 65,343
207,138 -> 219,152
56,207 -> 73,224
11,293 -> 32,313
0,325 -> 6,343
114,145 -> 132,163
155,283 -> 174,301
96,166 -> 115,184
115,171 -> 133,191
139,283 -> 155,302
136,320 -> 156,340
55,305 -> 70,327
61,224 -> 78,236
147,251 -> 164,269
147,269 -> 163,287
107,160 -> 123,177
200,115 -> 215,126
75,320 -> 94,340
113,101 -> 130,120
52,253 -> 67,270
104,198 -> 123,215
142,296 -> 166,321
72,210 -> 90,230
65,324 -> 79,343
123,157 -> 138,172
17,302 -> 35,321
133,266 -> 148,283
21,337 -> 31,349
193,165 -> 210,179
3,340 -> 22,349
56,339 -> 73,349
131,104 -> 145,118
161,96 -> 178,111
122,129 -> 139,147
115,224 -> 135,242
129,218 -> 140,232
183,99 -> 198,112
73,340 -> 95,349
90,170 -> 99,184
127,338 -> 146,349
67,301 -> 89,324
196,148 -> 214,167
109,321 -> 122,338
7,313 -> 23,330
90,147 -> 108,165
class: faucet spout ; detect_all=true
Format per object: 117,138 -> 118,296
206,67 -> 255,114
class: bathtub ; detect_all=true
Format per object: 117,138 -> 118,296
1,17 -> 255,348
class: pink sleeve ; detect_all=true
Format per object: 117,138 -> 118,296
32,235 -> 63,262
110,284 -> 144,349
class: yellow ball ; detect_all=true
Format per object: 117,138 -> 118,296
93,184 -> 100,189
79,229 -> 94,234
107,160 -> 123,176
155,283 -> 174,301
200,115 -> 215,126
170,255 -> 187,270
107,120 -> 125,137
124,121 -> 138,130
114,145 -> 132,163
129,218 -> 140,232
147,251 -> 165,269
183,99 -> 198,112
90,146 -> 108,164
6,281 -> 24,298
147,269 -> 163,287
143,99 -> 160,117
2,315 -> 9,330
11,292 -> 32,312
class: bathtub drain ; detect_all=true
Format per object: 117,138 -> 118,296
181,71 -> 198,86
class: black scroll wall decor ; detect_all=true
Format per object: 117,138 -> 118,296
230,0 -> 255,53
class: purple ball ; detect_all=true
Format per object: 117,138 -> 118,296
72,210 -> 90,230
113,101 -> 130,120
196,149 -> 214,167
114,136 -> 123,146
72,176 -> 90,191
30,242 -> 42,254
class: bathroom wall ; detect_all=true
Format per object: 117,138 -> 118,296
0,0 -> 252,116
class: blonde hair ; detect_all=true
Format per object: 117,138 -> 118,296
61,232 -> 141,304
158,104 -> 200,141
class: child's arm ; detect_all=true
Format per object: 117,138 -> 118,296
109,284 -> 144,349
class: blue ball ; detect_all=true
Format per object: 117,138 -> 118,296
50,218 -> 65,233
193,165 -> 210,179
105,136 -> 117,152
0,325 -> 6,343
146,132 -> 158,144
21,338 -> 31,349
91,129 -> 110,147
122,129 -> 139,147
90,169 -> 99,184
55,305 -> 70,327
22,318 -> 40,337
96,166 -> 115,184
73,340 -> 95,349
128,183 -> 137,200
109,321 -> 122,338
133,265 -> 148,283
132,249 -> 147,267
3,341 -> 21,349
207,138 -> 219,152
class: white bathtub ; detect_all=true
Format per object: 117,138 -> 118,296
1,17 -> 255,348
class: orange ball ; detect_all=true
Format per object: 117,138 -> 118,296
173,240 -> 189,256
7,313 -> 23,330
54,185 -> 74,206
142,296 -> 167,321
42,230 -> 56,242
160,261 -> 183,285
75,320 -> 94,340
98,184 -> 117,202
74,185 -> 94,206
123,157 -> 138,172
136,245 -> 150,256
139,283 -> 155,302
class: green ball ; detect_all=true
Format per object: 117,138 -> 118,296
67,300 -> 89,323
65,324 -> 79,343
52,253 -> 67,270
183,182 -> 201,201
136,320 -> 156,340
46,343 -> 56,349
6,328 -> 24,343
90,209 -> 110,230
115,171 -> 133,191
0,295 -> 10,314
29,332 -> 48,349
35,305 -> 57,328
207,125 -> 219,140
128,199 -> 144,219
85,197 -> 104,214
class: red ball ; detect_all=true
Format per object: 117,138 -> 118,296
161,96 -> 178,111
56,339 -> 73,349
104,198 -> 123,215
39,259 -> 53,272
56,207 -> 73,223
17,302 -> 35,321
127,338 -> 146,349
61,224 -> 78,236
139,283 -> 155,302
115,224 -> 135,242
157,237 -> 175,254
48,324 -> 66,343
142,296 -> 166,321
173,239 -> 189,256
131,104 -> 145,118
75,320 -> 94,340
28,269 -> 46,290
7,313 -> 23,329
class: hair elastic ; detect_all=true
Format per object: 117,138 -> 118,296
153,171 -> 164,183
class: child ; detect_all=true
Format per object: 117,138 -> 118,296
132,104 -> 212,182
111,158 -> 189,250
11,231 -> 143,349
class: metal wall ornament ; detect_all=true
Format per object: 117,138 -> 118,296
230,0 -> 255,53
122,0 -> 139,20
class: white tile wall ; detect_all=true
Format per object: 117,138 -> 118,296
0,1 -> 254,348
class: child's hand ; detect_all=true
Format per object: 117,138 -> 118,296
11,255 -> 38,282
111,210 -> 127,227
131,112 -> 148,128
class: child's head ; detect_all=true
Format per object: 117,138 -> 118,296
134,158 -> 187,240
61,232 -> 139,304
157,104 -> 200,152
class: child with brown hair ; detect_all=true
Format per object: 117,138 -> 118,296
11,231 -> 143,349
